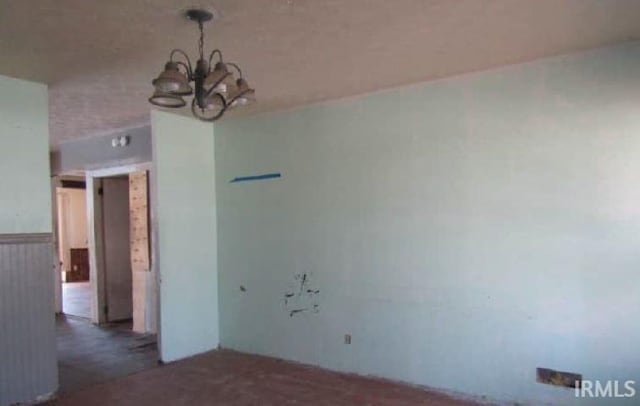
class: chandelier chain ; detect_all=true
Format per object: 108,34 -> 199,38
198,21 -> 204,60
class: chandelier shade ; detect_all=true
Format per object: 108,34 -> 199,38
152,62 -> 192,95
148,9 -> 255,122
148,90 -> 186,108
191,93 -> 226,122
204,62 -> 232,92
227,78 -> 256,108
204,92 -> 226,110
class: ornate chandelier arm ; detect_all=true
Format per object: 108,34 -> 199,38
175,61 -> 192,78
203,84 -> 216,98
208,49 -> 223,66
226,62 -> 243,78
170,49 -> 193,77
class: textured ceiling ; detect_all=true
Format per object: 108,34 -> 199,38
1,0 -> 640,149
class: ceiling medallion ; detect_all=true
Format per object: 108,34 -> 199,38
149,9 -> 255,121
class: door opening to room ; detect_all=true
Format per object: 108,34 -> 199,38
56,179 -> 91,319
87,169 -> 156,332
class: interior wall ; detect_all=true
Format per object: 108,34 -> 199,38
0,75 -> 57,405
0,76 -> 51,233
61,188 -> 88,249
50,125 -> 151,175
152,110 -> 219,362
56,187 -> 88,273
214,43 -> 640,405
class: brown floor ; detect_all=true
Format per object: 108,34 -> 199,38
48,349 -> 485,406
56,315 -> 158,393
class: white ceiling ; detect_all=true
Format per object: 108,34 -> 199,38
1,0 -> 640,148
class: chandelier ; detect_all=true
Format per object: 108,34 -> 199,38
148,9 -> 255,122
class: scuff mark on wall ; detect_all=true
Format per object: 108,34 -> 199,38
283,272 -> 320,317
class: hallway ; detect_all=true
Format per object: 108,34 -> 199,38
56,315 -> 158,394
62,282 -> 91,319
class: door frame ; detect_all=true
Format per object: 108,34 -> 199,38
52,175 -> 87,315
85,163 -> 155,328
51,176 -> 63,314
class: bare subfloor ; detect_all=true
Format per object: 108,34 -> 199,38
49,347 -> 484,405
56,315 -> 158,394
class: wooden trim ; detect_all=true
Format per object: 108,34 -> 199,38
0,233 -> 53,245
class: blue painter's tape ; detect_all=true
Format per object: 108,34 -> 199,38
230,172 -> 281,183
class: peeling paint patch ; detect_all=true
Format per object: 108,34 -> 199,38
283,272 -> 320,317
289,309 -> 307,317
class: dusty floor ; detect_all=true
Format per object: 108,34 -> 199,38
49,348 -> 485,405
62,282 -> 91,319
56,315 -> 158,393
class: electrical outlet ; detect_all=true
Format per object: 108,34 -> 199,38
344,334 -> 351,344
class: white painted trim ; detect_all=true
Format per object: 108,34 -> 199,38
86,175 -> 105,324
0,233 -> 52,244
149,141 -> 162,351
86,162 -> 151,178
50,177 -> 63,314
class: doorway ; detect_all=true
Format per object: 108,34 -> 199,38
56,179 -> 91,319
55,175 -> 142,325
85,165 -> 157,333
86,166 -> 156,332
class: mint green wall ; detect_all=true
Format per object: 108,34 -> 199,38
214,43 -> 640,405
152,111 -> 219,362
0,75 -> 51,233
0,75 -> 56,406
